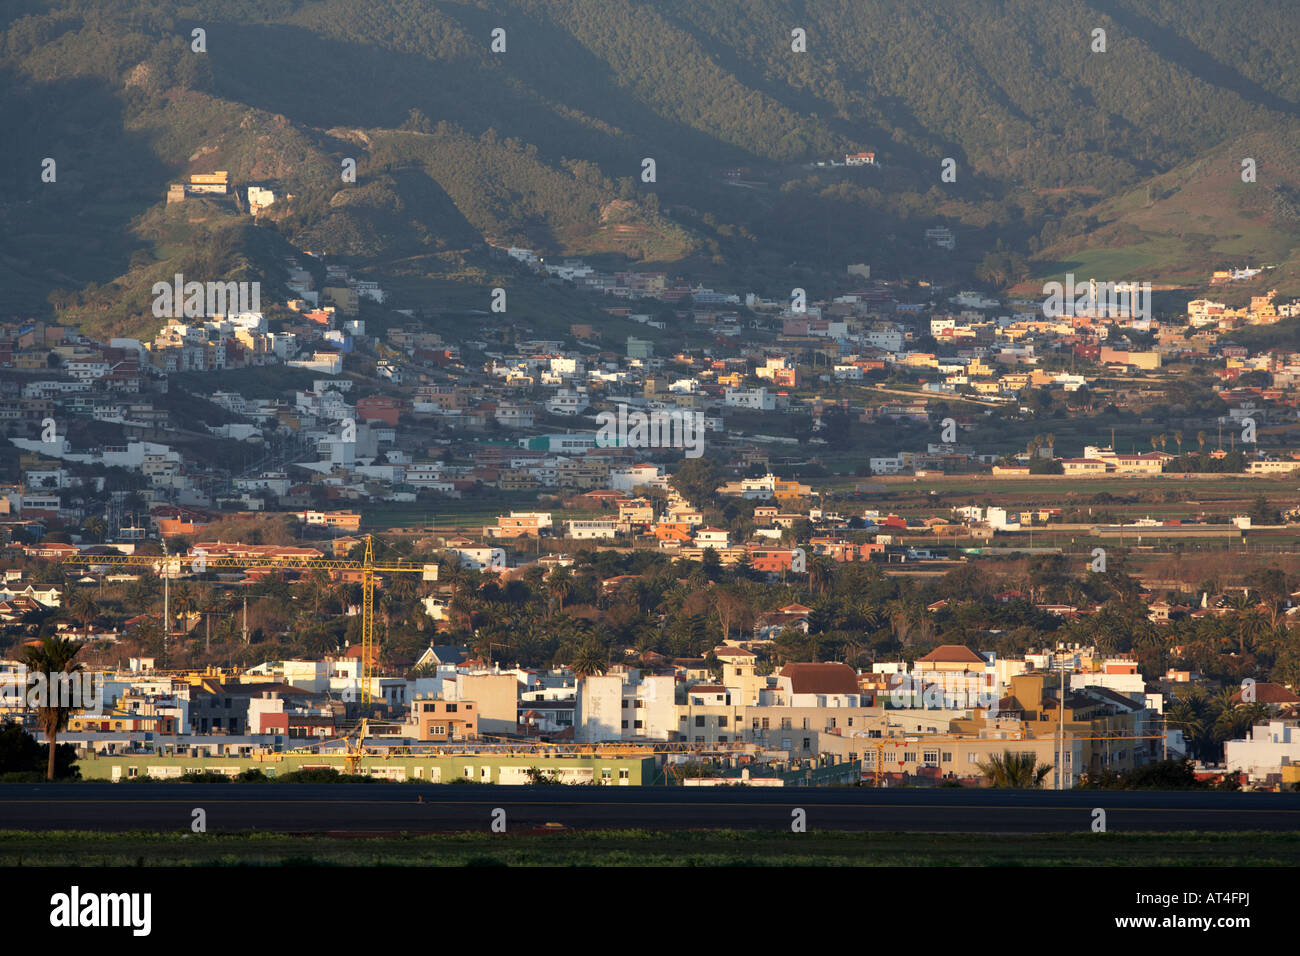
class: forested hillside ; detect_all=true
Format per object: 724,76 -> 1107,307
3,0 -> 1299,332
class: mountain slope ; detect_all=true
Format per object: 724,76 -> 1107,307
3,0 -> 1298,330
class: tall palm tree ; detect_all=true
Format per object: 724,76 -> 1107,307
1228,591 -> 1266,655
21,636 -> 84,780
547,567 -> 574,615
808,556 -> 835,596
976,750 -> 1053,789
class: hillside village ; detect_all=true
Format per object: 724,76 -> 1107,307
7,174 -> 1300,789
5,228 -> 1300,530
7,235 -> 1300,790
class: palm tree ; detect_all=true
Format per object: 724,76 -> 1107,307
571,642 -> 607,678
21,636 -> 84,780
69,591 -> 98,642
547,567 -> 574,615
1227,591 -> 1266,654
808,555 -> 835,596
81,515 -> 107,544
448,590 -> 480,635
976,750 -> 1053,789
126,574 -> 159,615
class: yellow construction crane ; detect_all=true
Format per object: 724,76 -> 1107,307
338,717 -> 379,774
65,534 -> 434,706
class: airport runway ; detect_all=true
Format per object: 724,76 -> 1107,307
2,784 -> 1299,834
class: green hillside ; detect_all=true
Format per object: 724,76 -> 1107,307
1026,122 -> 1300,297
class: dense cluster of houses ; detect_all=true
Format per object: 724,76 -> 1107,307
4,630 -> 1297,787
7,249 -> 1300,544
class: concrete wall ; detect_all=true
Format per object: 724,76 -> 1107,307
576,676 -> 622,743
457,673 -> 519,735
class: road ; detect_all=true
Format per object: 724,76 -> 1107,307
2,784 -> 1299,834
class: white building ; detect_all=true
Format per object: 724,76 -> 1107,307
724,387 -> 775,411
575,673 -> 675,743
566,520 -> 620,540
447,548 -> 507,571
1225,720 -> 1300,783
609,464 -> 667,493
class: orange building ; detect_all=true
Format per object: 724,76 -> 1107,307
410,698 -> 478,741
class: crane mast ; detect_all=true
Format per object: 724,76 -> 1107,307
65,534 -> 432,707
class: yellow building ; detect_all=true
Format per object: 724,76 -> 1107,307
323,286 -> 360,316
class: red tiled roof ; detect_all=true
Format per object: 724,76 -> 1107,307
778,662 -> 858,695
1232,682 -> 1300,705
916,644 -> 986,665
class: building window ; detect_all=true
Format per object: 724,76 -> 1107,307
695,716 -> 705,727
